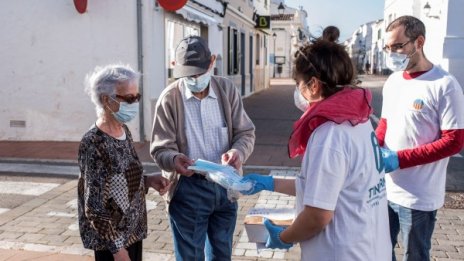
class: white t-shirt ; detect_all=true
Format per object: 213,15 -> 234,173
296,121 -> 391,261
381,65 -> 464,211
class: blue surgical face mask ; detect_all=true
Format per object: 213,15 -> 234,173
109,97 -> 139,123
183,69 -> 212,93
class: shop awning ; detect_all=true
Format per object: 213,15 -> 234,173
176,5 -> 217,26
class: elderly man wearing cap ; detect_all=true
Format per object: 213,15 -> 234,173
150,36 -> 255,260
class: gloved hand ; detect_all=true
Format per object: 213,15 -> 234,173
264,218 -> 293,250
239,174 -> 274,195
381,148 -> 399,173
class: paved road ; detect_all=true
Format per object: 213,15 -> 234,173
0,175 -> 68,213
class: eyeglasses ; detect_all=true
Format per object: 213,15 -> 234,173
383,40 -> 413,53
114,93 -> 141,104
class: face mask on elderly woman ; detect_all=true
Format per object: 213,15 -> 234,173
109,97 -> 139,123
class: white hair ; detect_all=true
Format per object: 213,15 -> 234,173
84,63 -> 140,117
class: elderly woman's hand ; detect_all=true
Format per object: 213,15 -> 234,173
145,174 -> 171,196
113,248 -> 131,261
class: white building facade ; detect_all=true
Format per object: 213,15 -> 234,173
1,0 -> 166,142
270,1 -> 310,78
346,0 -> 464,84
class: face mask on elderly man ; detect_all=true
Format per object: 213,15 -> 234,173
183,68 -> 213,93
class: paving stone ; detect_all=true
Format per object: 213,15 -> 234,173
63,236 -> 82,245
273,251 -> 286,259
14,226 -> 43,233
437,239 -> 464,247
435,229 -> 460,235
446,252 -> 464,260
39,228 -> 66,236
45,235 -> 70,246
434,245 -> 459,253
432,250 -> 450,258
0,232 -> 24,240
244,249 -> 260,257
236,242 -> 258,250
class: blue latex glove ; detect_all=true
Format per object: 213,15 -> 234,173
381,148 -> 399,173
239,174 -> 274,195
264,218 -> 293,250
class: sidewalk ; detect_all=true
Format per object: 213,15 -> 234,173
1,77 -> 464,260
0,79 -> 301,168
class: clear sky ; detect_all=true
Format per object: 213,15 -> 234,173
286,0 -> 385,42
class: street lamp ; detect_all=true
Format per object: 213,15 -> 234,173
278,2 -> 285,16
273,32 -> 277,78
423,2 -> 440,19
423,2 -> 431,14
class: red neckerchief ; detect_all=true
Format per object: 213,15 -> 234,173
403,70 -> 428,79
288,87 -> 373,158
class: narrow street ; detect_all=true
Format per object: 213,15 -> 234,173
0,76 -> 463,260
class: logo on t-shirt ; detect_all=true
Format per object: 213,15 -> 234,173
412,99 -> 425,110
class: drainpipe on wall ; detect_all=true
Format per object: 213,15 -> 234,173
136,0 -> 145,141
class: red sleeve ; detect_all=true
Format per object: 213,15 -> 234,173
375,118 -> 387,147
397,129 -> 464,169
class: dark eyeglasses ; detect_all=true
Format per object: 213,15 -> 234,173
114,93 -> 141,104
383,40 -> 413,53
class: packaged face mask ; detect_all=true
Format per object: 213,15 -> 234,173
188,159 -> 253,201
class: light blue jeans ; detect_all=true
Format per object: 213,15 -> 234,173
168,174 -> 237,261
388,201 -> 437,261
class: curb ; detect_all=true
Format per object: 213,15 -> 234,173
0,158 -> 300,178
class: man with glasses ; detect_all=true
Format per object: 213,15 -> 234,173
376,16 -> 464,260
150,36 -> 255,260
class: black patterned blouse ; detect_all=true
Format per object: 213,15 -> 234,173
77,125 -> 147,254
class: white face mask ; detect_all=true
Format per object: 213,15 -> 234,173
183,69 -> 212,93
293,87 -> 309,112
386,45 -> 417,72
386,52 -> 410,72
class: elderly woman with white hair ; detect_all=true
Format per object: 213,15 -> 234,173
77,64 -> 170,261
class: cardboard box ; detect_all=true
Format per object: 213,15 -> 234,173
244,208 -> 295,243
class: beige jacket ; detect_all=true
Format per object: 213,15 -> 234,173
150,76 -> 256,203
